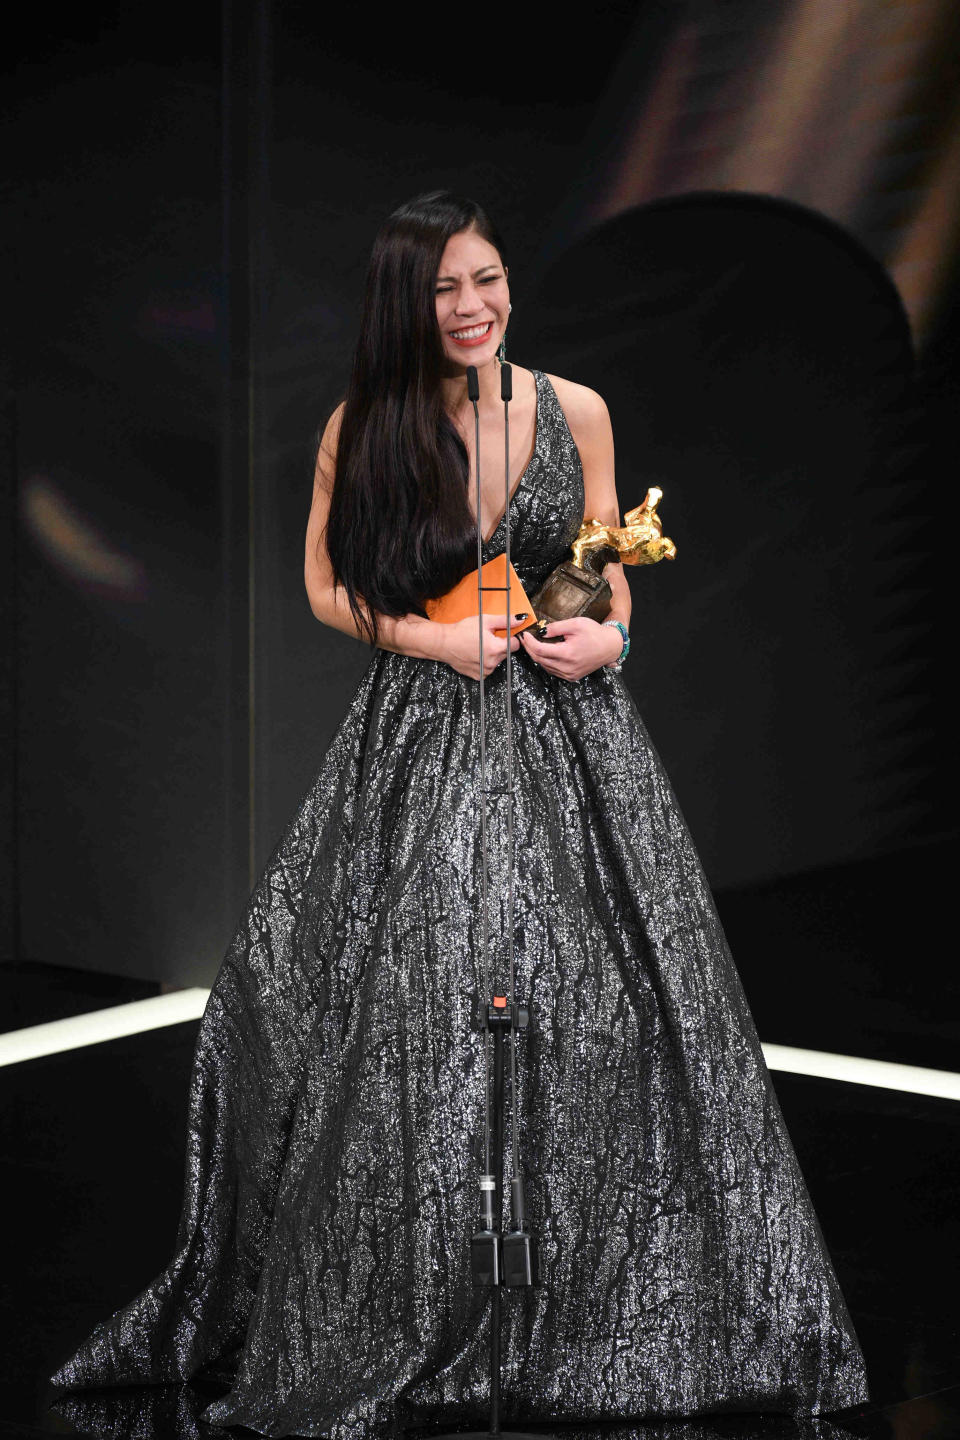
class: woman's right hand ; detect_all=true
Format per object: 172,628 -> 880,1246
435,613 -> 524,680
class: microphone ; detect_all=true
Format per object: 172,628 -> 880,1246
501,360 -> 512,634
464,375 -> 502,1288
497,356 -> 537,1283
467,366 -> 482,652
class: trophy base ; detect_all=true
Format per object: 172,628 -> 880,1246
529,562 -> 611,640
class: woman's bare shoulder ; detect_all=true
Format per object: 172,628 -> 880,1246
542,373 -> 611,442
314,400 -> 346,494
320,400 -> 346,453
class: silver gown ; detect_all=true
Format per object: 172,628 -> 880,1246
49,369 -> 870,1438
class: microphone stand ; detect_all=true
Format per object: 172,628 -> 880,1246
428,364 -> 545,1440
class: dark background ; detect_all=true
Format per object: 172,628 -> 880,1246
4,1 -> 958,1066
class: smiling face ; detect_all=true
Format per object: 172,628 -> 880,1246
435,226 -> 510,371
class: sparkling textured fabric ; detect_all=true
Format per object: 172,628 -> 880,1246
49,370 -> 869,1438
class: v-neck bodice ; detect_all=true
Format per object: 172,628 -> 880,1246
480,368 -> 585,594
478,366 -> 541,547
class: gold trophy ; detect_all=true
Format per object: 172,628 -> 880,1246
529,487 -> 676,639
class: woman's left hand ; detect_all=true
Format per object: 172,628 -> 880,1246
518,616 -> 623,681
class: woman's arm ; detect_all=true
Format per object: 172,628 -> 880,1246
304,405 -> 446,660
304,406 -> 520,677
557,378 -> 632,631
519,378 -> 632,679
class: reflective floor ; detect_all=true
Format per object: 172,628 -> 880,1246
3,958 -> 958,1439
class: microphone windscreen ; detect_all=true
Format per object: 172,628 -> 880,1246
500,363 -> 513,402
466,366 -> 480,402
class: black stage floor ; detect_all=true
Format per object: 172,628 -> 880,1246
1,1021 -> 957,1438
3,841 -> 958,1440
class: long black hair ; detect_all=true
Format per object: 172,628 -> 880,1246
322,190 -> 508,647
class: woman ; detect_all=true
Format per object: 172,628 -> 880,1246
50,192 -> 869,1438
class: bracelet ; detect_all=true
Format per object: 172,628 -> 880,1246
602,619 -> 630,673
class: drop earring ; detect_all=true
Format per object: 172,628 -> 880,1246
498,302 -> 512,364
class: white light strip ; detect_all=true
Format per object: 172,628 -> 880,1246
0,989 -> 211,1068
761,1042 -> 960,1102
1,995 -> 958,1102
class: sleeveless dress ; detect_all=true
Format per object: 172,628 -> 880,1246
49,370 -> 869,1438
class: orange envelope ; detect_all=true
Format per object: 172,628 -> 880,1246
425,553 -> 538,638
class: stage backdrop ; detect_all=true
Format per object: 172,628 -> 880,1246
7,2 -> 957,1048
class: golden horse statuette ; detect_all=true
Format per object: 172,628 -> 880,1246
529,487 -> 676,640
571,487 -> 677,570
